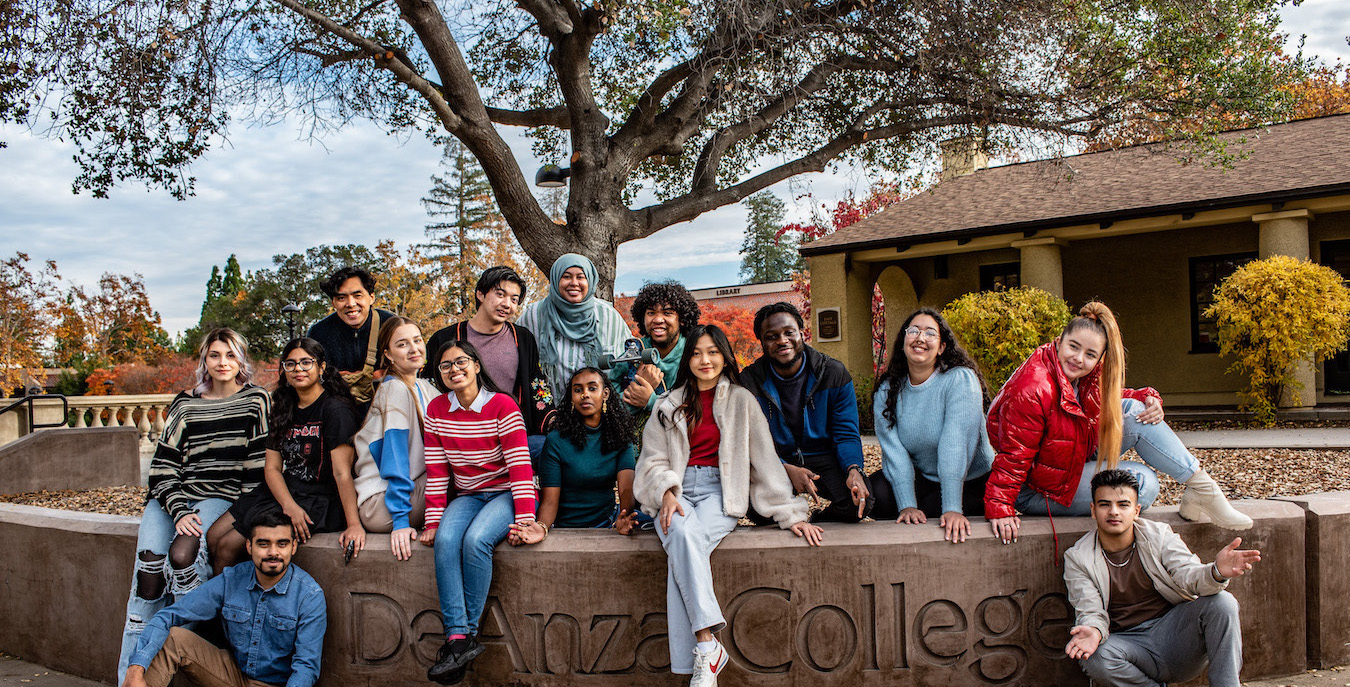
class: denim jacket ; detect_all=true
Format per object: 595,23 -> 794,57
131,561 -> 327,687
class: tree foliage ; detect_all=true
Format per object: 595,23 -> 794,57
739,192 -> 798,283
1206,255 -> 1350,425
698,303 -> 759,369
53,273 -> 172,369
3,0 -> 1307,293
0,252 -> 63,396
943,286 -> 1072,391
185,244 -> 379,358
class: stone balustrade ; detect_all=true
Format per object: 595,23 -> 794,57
13,393 -> 177,447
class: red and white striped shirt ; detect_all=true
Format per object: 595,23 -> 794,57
423,389 -> 535,529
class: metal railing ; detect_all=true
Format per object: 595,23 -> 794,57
0,393 -> 70,433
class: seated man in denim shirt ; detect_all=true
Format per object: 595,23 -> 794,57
122,510 -> 327,687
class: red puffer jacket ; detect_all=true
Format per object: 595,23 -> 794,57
983,342 -> 1160,519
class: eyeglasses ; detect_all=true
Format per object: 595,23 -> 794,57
438,357 -> 475,372
904,327 -> 939,342
282,358 -> 317,372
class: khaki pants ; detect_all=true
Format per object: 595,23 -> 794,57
144,626 -> 275,687
357,473 -> 427,533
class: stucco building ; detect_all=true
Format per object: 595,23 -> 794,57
801,114 -> 1350,406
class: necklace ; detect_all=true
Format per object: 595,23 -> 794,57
1102,542 -> 1136,568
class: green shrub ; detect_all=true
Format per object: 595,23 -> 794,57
1206,255 -> 1350,425
854,375 -> 875,435
943,286 -> 1072,391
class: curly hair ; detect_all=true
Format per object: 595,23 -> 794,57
630,281 -> 701,338
878,308 -> 990,427
552,367 -> 636,454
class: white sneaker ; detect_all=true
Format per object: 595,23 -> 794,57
690,640 -> 728,687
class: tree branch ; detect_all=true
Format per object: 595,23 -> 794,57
485,105 -> 571,128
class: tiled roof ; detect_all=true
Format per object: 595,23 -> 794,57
801,114 -> 1350,255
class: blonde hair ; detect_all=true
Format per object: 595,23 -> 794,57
1064,302 -> 1125,469
193,328 -> 254,395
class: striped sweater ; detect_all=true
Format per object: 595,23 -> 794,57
423,389 -> 535,529
148,385 -> 271,523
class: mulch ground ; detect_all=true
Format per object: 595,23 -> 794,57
4,446 -> 1349,516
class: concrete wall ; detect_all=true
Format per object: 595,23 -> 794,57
0,427 -> 141,494
1275,492 -> 1350,668
0,499 -> 1314,686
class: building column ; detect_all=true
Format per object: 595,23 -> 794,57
1011,237 -> 1068,299
1253,208 -> 1316,407
805,252 -> 876,379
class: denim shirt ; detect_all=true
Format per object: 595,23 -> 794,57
131,561 -> 326,687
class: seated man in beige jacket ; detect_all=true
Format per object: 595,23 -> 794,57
1063,469 -> 1260,687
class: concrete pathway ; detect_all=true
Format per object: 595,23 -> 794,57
1172,428 -> 1350,450
0,656 -> 103,687
861,428 -> 1350,450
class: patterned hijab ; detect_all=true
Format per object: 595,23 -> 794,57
534,253 -> 604,367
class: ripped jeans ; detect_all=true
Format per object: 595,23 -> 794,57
117,497 -> 232,684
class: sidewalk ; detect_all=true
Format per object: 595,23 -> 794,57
861,428 -> 1350,450
3,654 -> 1345,687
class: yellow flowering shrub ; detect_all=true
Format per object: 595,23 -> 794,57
943,287 -> 1072,391
1206,255 -> 1350,425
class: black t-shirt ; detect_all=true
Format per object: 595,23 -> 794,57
773,363 -> 809,445
267,392 -> 358,486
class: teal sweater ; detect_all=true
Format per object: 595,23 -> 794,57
873,366 -> 994,514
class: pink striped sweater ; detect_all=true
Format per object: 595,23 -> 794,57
423,389 -> 535,529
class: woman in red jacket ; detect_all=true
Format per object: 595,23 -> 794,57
984,302 -> 1250,544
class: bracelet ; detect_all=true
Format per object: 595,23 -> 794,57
1211,564 -> 1228,583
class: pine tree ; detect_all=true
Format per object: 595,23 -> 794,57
739,192 -> 800,284
422,141 -> 498,314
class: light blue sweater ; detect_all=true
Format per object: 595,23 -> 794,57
873,366 -> 994,515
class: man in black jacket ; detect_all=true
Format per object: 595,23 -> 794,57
306,267 -> 396,418
423,266 -> 555,458
742,302 -> 875,522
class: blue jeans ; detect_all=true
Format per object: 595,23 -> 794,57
1017,398 -> 1200,516
433,491 -> 514,636
117,497 -> 232,683
655,466 -> 739,674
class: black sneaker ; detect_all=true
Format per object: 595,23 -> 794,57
427,638 -> 484,684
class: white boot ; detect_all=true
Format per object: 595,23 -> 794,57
1178,470 -> 1253,530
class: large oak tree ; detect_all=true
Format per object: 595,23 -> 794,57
2,0 -> 1304,294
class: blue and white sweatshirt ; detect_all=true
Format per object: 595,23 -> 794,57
873,366 -> 994,515
353,377 -> 437,530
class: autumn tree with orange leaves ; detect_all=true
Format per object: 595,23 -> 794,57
0,253 -> 63,396
53,273 -> 172,369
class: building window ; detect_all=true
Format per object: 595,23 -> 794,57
1190,252 -> 1255,353
979,263 -> 1020,291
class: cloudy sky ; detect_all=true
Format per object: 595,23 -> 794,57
2,0 -> 1347,337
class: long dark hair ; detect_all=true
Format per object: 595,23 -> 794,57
552,367 -> 636,454
270,337 -> 354,446
431,340 -> 502,395
661,324 -> 740,430
879,308 -> 989,427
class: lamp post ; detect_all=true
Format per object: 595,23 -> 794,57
534,163 -> 571,187
282,303 -> 302,340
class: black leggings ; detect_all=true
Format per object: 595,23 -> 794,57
869,470 -> 989,521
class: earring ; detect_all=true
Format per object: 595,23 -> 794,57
602,399 -> 608,414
